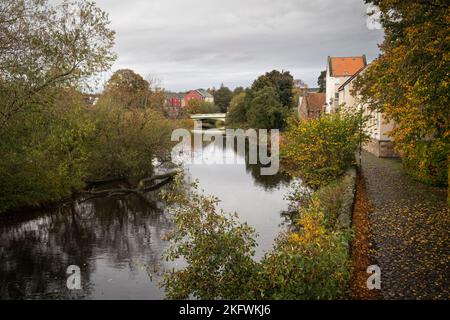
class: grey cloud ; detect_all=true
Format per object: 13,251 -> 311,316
95,0 -> 383,91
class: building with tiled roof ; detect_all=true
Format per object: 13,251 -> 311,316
325,55 -> 367,113
196,89 -> 214,100
298,92 -> 326,120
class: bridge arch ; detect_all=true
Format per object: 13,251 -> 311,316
190,113 -> 226,130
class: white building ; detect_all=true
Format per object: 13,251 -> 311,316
325,56 -> 367,113
337,65 -> 398,158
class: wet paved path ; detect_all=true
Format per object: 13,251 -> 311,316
361,151 -> 449,299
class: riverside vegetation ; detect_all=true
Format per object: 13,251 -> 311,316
1,0 -> 447,300
161,112 -> 363,299
0,1 -> 179,213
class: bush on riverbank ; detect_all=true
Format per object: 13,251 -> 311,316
0,88 -> 177,214
85,98 -> 176,181
161,177 -> 258,300
0,90 -> 95,213
257,196 -> 351,299
162,171 -> 354,300
281,113 -> 362,190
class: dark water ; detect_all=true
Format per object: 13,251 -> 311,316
0,138 -> 293,299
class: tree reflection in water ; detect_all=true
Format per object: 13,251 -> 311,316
0,193 -> 173,299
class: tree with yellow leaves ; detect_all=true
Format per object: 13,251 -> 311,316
354,0 -> 449,189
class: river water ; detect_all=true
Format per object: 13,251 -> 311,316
0,136 -> 294,299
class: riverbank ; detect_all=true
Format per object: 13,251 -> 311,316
0,138 -> 293,299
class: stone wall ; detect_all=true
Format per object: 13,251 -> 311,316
336,167 -> 357,230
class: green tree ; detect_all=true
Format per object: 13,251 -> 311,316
226,92 -> 247,125
213,84 -> 233,112
246,86 -> 287,129
282,113 -> 362,190
317,70 -> 326,93
354,0 -> 449,187
251,70 -> 294,108
233,86 -> 245,95
0,0 -> 116,213
0,0 -> 116,132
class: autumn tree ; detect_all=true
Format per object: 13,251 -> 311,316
354,0 -> 449,187
0,0 -> 116,213
186,98 -> 219,114
0,0 -> 116,132
100,69 -> 165,110
282,113 -> 362,190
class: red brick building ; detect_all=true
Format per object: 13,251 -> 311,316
185,89 -> 214,104
165,92 -> 184,107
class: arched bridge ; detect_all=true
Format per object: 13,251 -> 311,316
190,113 -> 226,130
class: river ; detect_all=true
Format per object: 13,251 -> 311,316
0,135 -> 294,299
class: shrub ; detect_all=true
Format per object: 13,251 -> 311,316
187,100 -> 220,114
258,196 -> 351,299
162,174 -> 353,300
0,90 -> 94,213
86,100 -> 175,181
161,176 -> 258,300
282,113 -> 362,190
402,140 -> 448,187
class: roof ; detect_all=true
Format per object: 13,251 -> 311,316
196,89 -> 213,99
165,92 -> 186,99
338,65 -> 368,91
164,92 -> 179,99
304,92 -> 326,112
328,56 -> 367,77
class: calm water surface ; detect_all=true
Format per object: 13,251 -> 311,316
0,137 -> 294,299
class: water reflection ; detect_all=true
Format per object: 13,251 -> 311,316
0,195 -> 174,299
0,135 -> 294,299
183,134 -> 293,259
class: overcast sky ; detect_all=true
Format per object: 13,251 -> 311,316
94,0 -> 384,92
